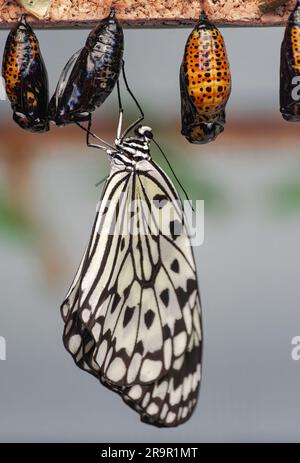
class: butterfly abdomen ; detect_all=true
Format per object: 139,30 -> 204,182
180,13 -> 231,144
280,1 -> 300,121
2,15 -> 49,132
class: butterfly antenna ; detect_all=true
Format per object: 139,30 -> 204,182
153,138 -> 194,212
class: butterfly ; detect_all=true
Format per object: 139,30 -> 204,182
60,102 -> 203,427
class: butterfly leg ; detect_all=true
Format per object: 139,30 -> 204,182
76,115 -> 115,152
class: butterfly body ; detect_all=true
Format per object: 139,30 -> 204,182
280,0 -> 300,121
2,15 -> 49,132
180,12 -> 231,144
48,8 -> 123,126
61,126 -> 202,427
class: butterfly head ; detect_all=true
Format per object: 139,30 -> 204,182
135,125 -> 153,141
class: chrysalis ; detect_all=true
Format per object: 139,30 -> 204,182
2,15 -> 49,132
180,12 -> 231,144
280,0 -> 300,121
48,8 -> 123,126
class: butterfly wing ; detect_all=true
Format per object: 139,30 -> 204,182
61,159 -> 202,426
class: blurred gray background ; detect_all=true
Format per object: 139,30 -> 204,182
0,25 -> 300,443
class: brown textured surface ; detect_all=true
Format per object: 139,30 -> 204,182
0,0 -> 298,27
204,0 -> 296,25
259,0 -> 288,14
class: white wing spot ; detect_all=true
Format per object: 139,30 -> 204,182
142,392 -> 151,408
140,359 -> 162,383
183,305 -> 192,335
173,355 -> 184,371
68,335 -> 81,354
147,403 -> 159,415
166,411 -> 176,424
160,403 -> 168,420
106,357 -> 125,382
163,339 -> 172,370
81,309 -> 90,323
92,322 -> 100,339
128,385 -> 142,400
127,352 -> 142,384
182,407 -> 188,418
173,331 -> 187,357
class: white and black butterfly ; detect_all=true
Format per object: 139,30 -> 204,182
61,102 -> 203,427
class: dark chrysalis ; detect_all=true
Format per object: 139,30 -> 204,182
48,8 -> 124,126
180,12 -> 231,144
2,15 -> 49,132
280,0 -> 300,122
